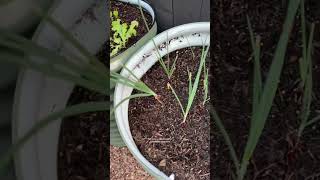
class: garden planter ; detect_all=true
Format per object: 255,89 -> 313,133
12,1 -> 106,180
109,0 -> 158,147
110,0 -> 157,72
114,22 -> 210,179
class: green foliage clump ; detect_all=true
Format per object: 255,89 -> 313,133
110,10 -> 139,57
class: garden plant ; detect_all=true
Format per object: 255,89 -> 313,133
112,0 -> 211,178
212,0 -> 320,179
110,9 -> 139,57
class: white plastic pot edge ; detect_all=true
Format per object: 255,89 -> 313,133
12,1 -> 106,180
110,0 -> 157,72
114,22 -> 210,180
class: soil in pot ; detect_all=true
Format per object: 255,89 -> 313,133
128,47 -> 210,179
57,46 -> 108,180
110,0 -> 153,56
212,0 -> 320,179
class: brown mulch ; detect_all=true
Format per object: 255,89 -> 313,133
110,146 -> 154,180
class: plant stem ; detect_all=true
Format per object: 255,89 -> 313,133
238,0 -> 301,179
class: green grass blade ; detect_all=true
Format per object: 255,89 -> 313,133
0,31 -> 108,84
137,0 -> 150,31
110,75 -> 137,89
247,16 -> 262,139
210,106 -> 240,174
247,16 -> 262,109
121,65 -> 142,81
111,72 -> 156,96
187,68 -> 193,97
305,114 -> 320,127
137,0 -> 171,78
307,24 -> 315,59
298,62 -> 312,137
0,52 -> 108,94
168,54 -> 178,78
110,75 -> 142,92
239,0 -> 301,179
203,67 -> 209,105
117,65 -> 156,95
168,83 -> 186,117
0,101 -> 109,173
300,0 -> 307,84
184,45 -> 210,122
111,93 -> 152,114
298,23 -> 315,137
202,51 -> 210,105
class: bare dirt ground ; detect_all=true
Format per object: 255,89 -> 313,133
110,145 -> 154,180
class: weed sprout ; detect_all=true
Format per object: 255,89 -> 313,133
297,1 -> 319,137
110,10 -> 139,57
168,45 -> 210,123
211,0 -> 301,179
